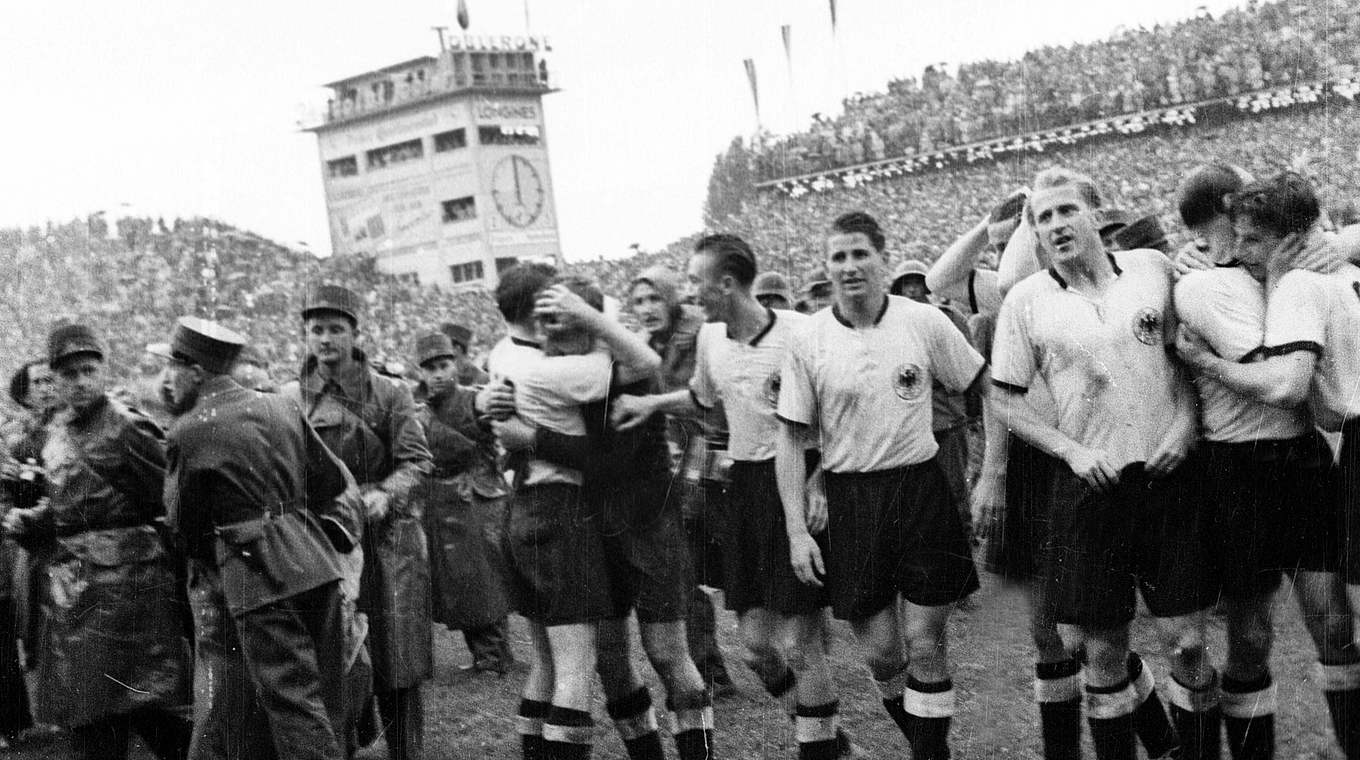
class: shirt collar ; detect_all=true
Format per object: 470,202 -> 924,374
302,348 -> 370,399
727,307 -> 778,346
831,295 -> 890,328
1047,253 -> 1123,289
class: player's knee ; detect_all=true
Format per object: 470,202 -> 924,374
1082,636 -> 1128,681
783,643 -> 815,674
863,647 -> 908,681
1030,623 -> 1067,658
741,638 -> 785,675
1162,626 -> 1208,671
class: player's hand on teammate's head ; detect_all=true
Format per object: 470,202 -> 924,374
534,284 -> 597,333
1171,240 -> 1215,279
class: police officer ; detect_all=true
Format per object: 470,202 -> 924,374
162,317 -> 362,760
2,324 -> 192,760
284,285 -> 434,760
411,331 -> 514,675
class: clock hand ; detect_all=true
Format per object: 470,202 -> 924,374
513,159 -> 523,204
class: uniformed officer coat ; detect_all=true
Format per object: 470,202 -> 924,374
413,386 -> 510,630
164,375 -> 361,616
24,396 -> 191,727
285,349 -> 433,689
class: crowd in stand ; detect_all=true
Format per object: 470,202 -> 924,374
748,0 -> 1360,180
576,105 -> 1360,309
0,216 -> 505,417
2,107 -> 1357,418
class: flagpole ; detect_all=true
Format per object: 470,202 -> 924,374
782,24 -> 796,134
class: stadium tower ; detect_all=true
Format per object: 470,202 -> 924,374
306,32 -> 562,288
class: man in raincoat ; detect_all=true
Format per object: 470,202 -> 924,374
411,331 -> 513,674
284,285 -> 433,760
2,324 -> 192,760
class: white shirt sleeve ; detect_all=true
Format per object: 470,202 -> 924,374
1265,271 -> 1327,353
970,269 -> 1004,316
991,286 -> 1038,390
925,307 -> 986,392
776,326 -> 817,427
689,326 -> 719,409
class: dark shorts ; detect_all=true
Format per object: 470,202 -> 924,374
822,460 -> 980,621
934,424 -> 972,529
1203,433 -> 1337,597
597,477 -> 694,624
1049,456 -> 1216,628
504,483 -> 615,626
1339,419 -> 1360,585
682,478 -> 726,591
721,460 -> 828,616
984,434 -> 1060,580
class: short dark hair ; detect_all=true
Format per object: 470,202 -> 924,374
8,360 -> 44,406
1227,171 -> 1320,238
1178,164 -> 1249,228
830,211 -> 886,252
495,262 -> 557,323
552,274 -> 605,312
693,233 -> 757,287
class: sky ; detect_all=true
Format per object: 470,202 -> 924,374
0,0 -> 1245,262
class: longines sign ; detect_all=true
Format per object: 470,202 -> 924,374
448,35 -> 552,53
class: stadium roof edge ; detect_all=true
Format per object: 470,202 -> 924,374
323,56 -> 441,89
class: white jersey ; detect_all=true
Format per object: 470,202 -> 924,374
486,336 -> 614,486
778,295 -> 984,472
1175,267 -> 1307,442
992,249 -> 1194,469
691,309 -> 806,462
1264,263 -> 1360,431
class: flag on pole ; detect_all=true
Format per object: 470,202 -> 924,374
828,0 -> 837,34
781,25 -> 793,74
457,0 -> 470,30
743,58 -> 761,122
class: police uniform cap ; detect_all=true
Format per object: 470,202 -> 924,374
171,317 -> 246,375
752,272 -> 793,303
48,323 -> 105,369
416,332 -> 459,368
302,284 -> 363,325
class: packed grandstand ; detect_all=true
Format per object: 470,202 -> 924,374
2,0 -> 1358,404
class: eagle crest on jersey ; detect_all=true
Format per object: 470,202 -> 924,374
764,369 -> 782,408
1132,307 -> 1162,346
893,363 -> 925,401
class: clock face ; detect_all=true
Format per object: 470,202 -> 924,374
490,155 -> 545,228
